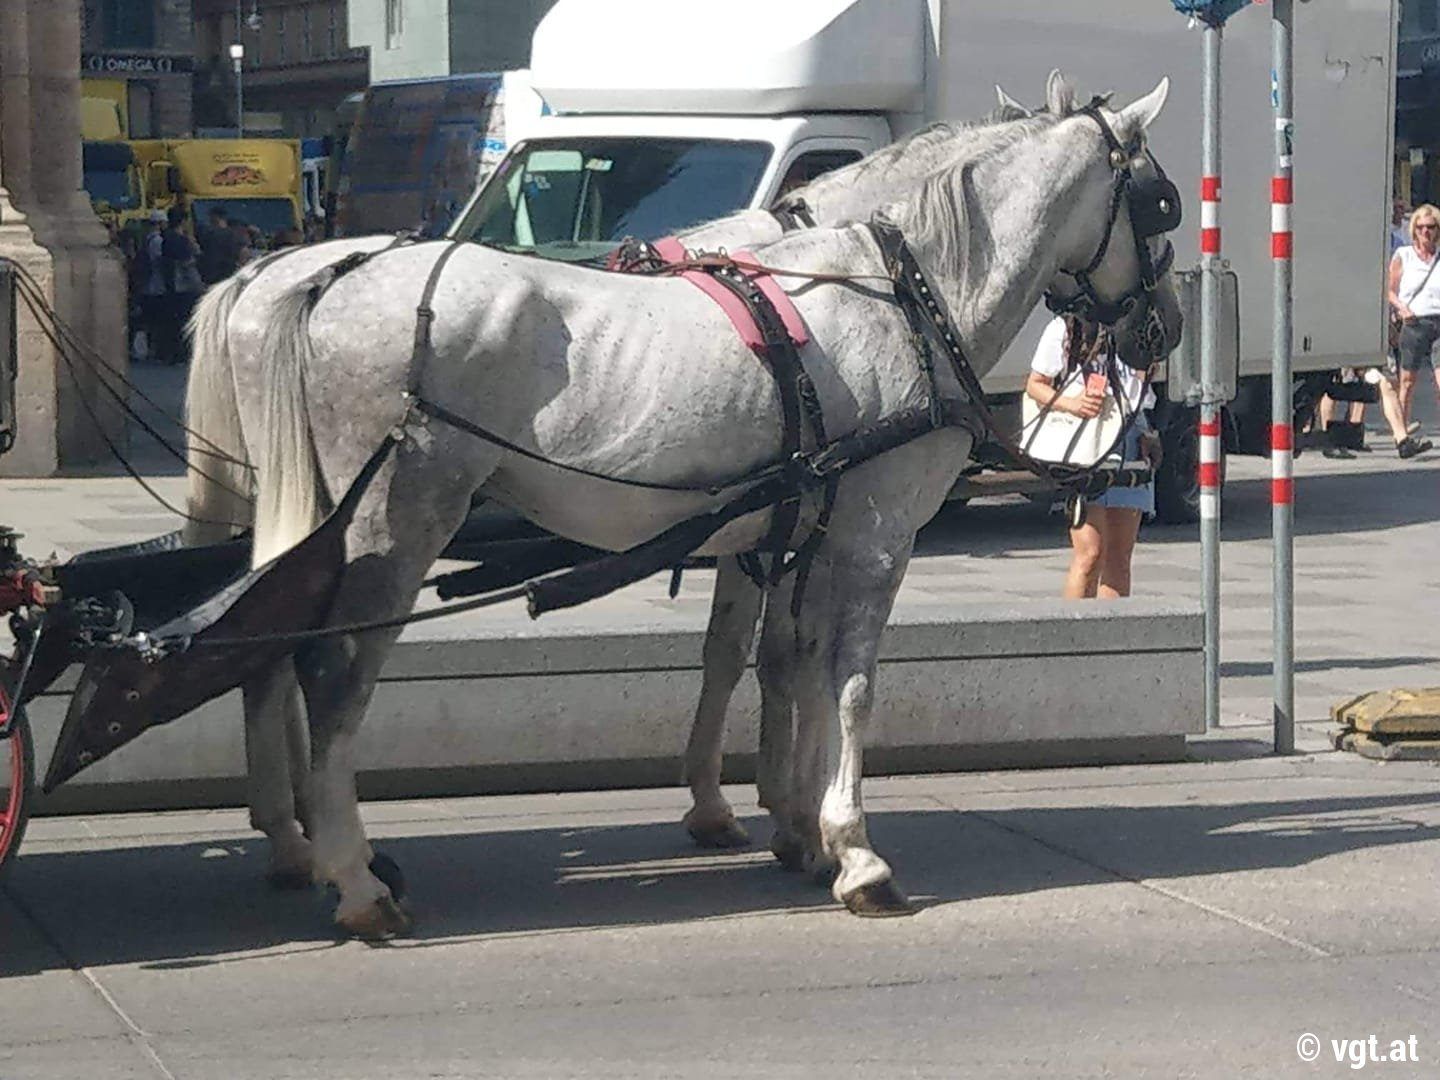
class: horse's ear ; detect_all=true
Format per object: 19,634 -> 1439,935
1044,70 -> 1075,116
1115,77 -> 1170,137
995,85 -> 1033,119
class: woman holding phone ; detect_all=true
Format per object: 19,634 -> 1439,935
1025,315 -> 1161,599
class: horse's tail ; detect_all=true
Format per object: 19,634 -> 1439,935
250,271 -> 331,568
184,273 -> 254,547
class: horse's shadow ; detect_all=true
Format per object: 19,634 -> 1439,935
5,787 -> 1439,975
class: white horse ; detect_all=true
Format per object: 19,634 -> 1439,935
199,75 -> 1180,937
184,96 -> 1041,886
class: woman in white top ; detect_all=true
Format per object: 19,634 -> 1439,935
1026,315 -> 1161,600
1387,201 -> 1440,436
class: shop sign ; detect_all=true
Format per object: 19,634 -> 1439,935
81,52 -> 194,77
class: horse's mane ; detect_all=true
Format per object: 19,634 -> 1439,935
782,121 -> 961,206
882,109 -> 1069,278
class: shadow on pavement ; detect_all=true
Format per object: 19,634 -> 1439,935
5,788 -> 1439,974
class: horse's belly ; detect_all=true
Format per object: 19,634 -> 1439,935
481,466 -> 776,554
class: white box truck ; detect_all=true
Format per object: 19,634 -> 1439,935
449,0 -> 1398,520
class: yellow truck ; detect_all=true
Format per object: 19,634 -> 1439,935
82,138 -> 303,236
165,139 -> 303,235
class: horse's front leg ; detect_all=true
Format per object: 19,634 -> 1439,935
242,657 -> 314,889
800,540 -> 916,917
682,556 -> 763,848
754,576 -> 803,870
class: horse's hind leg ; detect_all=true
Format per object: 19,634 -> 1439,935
293,461 -> 484,938
242,657 -> 313,888
295,624 -> 408,938
682,557 -> 763,848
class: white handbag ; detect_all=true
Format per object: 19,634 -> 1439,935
1020,366 -> 1129,469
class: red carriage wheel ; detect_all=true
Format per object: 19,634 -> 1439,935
0,681 -> 34,880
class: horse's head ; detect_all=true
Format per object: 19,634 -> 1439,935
1034,72 -> 1184,370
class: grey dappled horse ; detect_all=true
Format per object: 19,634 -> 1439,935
185,98 -> 1038,888
190,73 -> 1180,936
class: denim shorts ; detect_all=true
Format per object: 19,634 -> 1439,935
1093,419 -> 1156,518
1398,316 -> 1440,373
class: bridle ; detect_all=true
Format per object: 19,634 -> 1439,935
1045,98 -> 1182,333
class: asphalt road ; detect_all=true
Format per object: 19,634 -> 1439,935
5,752 -> 1440,1079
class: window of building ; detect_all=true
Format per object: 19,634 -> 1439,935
1405,1 -> 1440,33
101,0 -> 155,48
328,3 -> 341,57
301,7 -> 313,60
276,10 -> 287,64
385,0 -> 405,50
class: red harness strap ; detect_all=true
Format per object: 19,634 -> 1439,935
649,237 -> 811,353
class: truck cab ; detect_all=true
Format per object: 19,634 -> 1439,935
450,113 -> 887,262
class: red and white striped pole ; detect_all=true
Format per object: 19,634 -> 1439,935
1198,22 -> 1223,731
1271,0 -> 1296,754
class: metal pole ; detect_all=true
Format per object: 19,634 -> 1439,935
1271,0 -> 1295,754
234,1 -> 244,138
1199,19 -> 1223,731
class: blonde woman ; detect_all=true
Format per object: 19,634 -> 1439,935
1388,202 -> 1440,447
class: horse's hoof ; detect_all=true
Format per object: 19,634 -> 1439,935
770,834 -> 806,872
369,852 -> 406,901
842,879 -> 916,918
337,894 -> 412,941
685,816 -> 750,849
266,866 -> 313,891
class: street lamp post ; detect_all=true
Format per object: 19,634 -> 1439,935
230,41 -> 245,138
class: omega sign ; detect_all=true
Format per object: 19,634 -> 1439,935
82,53 -> 194,77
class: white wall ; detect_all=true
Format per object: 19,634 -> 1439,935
349,0 -> 451,83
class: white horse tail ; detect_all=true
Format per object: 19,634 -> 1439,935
250,272 -> 330,568
184,273 -> 254,547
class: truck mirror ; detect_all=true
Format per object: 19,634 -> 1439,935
1166,267 -> 1240,406
0,261 -> 18,456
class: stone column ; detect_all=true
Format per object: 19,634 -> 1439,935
0,0 -> 129,476
0,0 -> 60,476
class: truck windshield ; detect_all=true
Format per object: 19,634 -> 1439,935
190,198 -> 296,237
453,137 -> 771,262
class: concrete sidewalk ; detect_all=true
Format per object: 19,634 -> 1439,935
4,742 -> 1439,1078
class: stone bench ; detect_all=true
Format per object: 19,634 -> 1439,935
28,597 -> 1203,814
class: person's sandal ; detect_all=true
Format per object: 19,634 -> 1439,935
1397,436 -> 1433,459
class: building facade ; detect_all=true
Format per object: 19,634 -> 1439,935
80,0 -> 195,137
349,0 -> 556,84
192,0 -> 368,138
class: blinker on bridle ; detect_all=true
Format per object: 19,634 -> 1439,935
1045,96 -> 1183,328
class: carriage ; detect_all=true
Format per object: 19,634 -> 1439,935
0,76 -> 1181,934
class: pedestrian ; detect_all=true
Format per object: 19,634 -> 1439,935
230,218 -> 255,267
1391,198 -> 1410,257
157,206 -> 202,364
1027,315 -> 1162,600
138,209 -> 169,363
1387,202 -> 1440,442
198,206 -> 242,285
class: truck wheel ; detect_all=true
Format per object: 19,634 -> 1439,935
0,686 -> 33,883
1155,416 -> 1223,524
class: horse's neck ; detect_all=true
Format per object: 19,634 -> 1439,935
917,150 -> 1102,376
